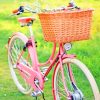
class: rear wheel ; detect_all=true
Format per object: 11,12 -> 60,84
53,58 -> 99,100
8,33 -> 33,94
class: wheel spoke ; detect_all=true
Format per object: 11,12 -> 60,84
64,64 -> 73,91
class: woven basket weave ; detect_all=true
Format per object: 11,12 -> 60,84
39,9 -> 93,43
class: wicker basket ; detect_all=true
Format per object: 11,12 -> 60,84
38,9 -> 93,43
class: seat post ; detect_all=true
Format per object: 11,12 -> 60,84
28,25 -> 34,37
18,17 -> 35,37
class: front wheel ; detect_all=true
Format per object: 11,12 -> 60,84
53,58 -> 99,100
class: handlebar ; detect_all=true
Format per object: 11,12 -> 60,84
12,6 -> 37,15
12,2 -> 80,15
12,6 -> 24,15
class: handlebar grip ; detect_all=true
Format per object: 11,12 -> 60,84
12,6 -> 24,15
12,9 -> 19,14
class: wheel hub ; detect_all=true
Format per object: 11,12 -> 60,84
71,90 -> 83,100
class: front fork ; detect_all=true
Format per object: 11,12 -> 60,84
59,55 -> 84,100
59,55 -> 72,99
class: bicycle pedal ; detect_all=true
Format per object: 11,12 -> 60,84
31,90 -> 42,97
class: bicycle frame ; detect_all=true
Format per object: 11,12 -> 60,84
13,25 -> 76,96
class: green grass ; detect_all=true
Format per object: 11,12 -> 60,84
0,0 -> 100,100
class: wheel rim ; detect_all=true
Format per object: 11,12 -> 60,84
54,60 -> 95,100
8,37 -> 32,94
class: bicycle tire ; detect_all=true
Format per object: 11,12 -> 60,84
8,32 -> 33,94
53,58 -> 99,100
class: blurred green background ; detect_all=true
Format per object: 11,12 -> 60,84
0,0 -> 100,100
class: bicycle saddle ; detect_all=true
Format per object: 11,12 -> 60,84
18,17 -> 35,26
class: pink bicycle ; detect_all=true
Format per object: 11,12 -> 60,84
8,1 -> 99,100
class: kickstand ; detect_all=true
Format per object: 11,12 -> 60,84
42,93 -> 45,100
34,96 -> 38,100
35,96 -> 37,100
34,93 -> 45,100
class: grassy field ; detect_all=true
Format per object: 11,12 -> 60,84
0,0 -> 100,100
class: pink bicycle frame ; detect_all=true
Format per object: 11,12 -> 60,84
14,25 -> 76,97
